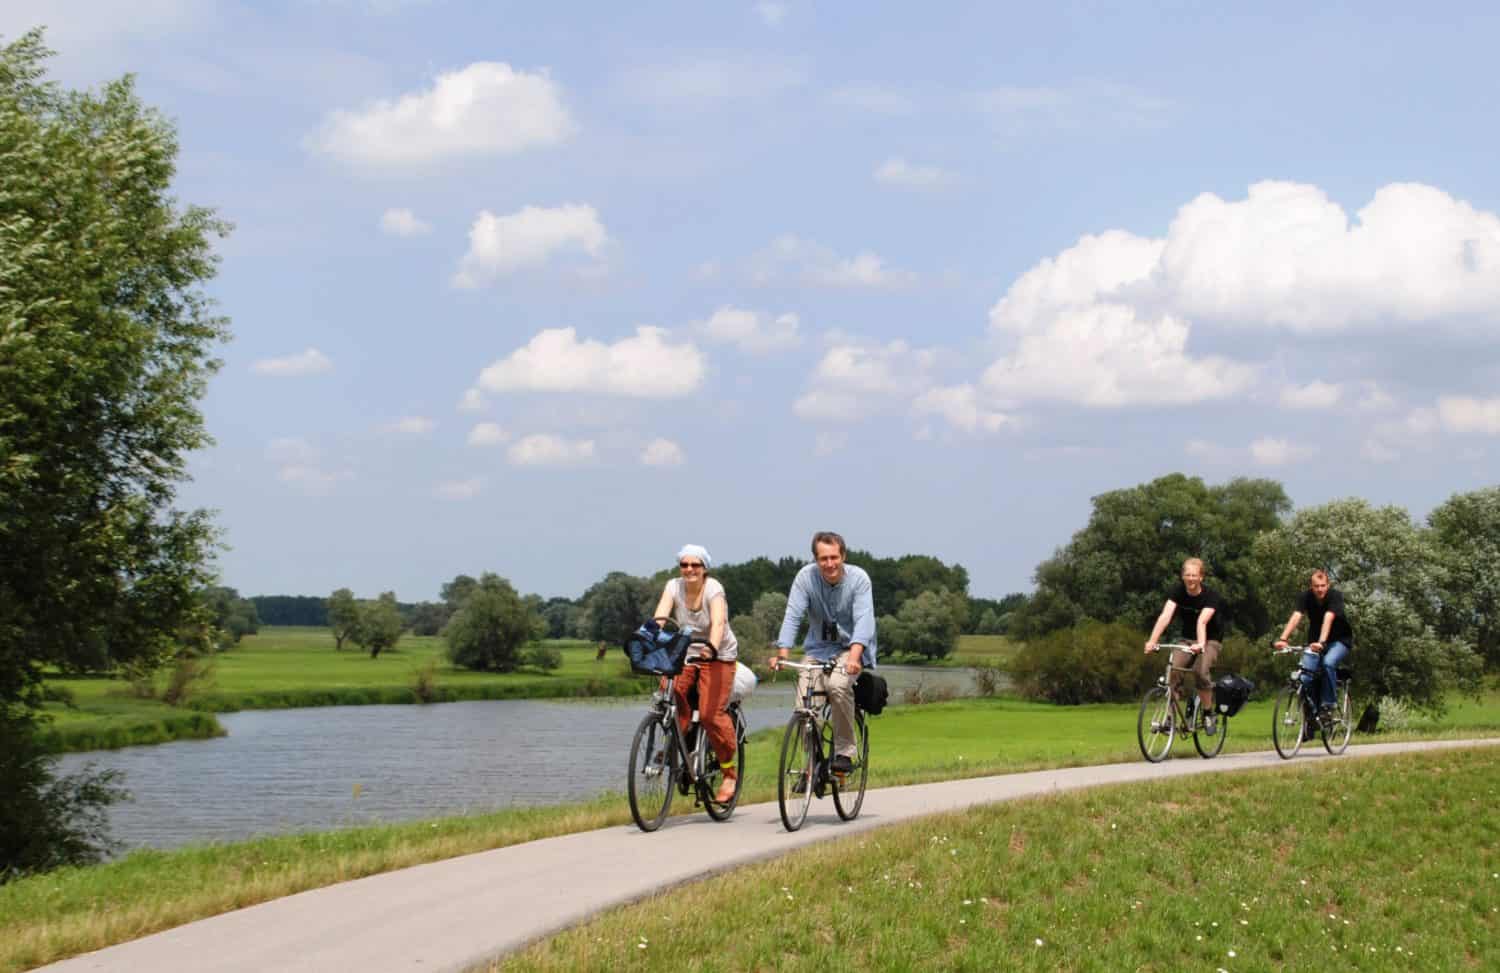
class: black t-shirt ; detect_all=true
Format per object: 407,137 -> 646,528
1169,582 -> 1224,642
1298,588 -> 1354,647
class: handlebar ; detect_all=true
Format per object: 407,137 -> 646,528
1272,644 -> 1312,655
1147,642 -> 1198,654
774,659 -> 845,674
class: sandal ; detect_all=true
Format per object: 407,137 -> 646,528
714,767 -> 738,804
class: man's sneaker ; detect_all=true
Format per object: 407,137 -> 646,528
831,754 -> 855,775
1203,714 -> 1217,736
1317,705 -> 1335,726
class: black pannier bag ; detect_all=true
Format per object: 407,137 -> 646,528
622,625 -> 692,676
1213,672 -> 1254,717
854,671 -> 889,715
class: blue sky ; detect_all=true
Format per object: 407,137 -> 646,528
8,1 -> 1500,602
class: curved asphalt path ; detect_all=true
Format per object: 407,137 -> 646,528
40,738 -> 1499,972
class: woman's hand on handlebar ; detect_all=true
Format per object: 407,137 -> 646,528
1273,638 -> 1288,651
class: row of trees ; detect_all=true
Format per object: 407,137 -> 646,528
1003,475 -> 1497,729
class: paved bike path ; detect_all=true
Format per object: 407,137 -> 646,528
41,738 -> 1499,972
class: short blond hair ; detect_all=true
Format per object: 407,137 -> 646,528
1182,557 -> 1205,575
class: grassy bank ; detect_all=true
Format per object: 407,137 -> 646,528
5,692 -> 1498,972
40,627 -> 643,752
501,745 -> 1500,971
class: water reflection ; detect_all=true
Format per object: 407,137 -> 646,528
56,665 -> 982,851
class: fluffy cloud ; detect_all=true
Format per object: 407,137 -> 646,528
794,340 -> 936,421
751,235 -> 917,289
507,434 -> 595,467
1279,381 -> 1342,410
382,416 -> 434,435
307,62 -> 574,168
911,385 -> 1013,435
476,327 -> 705,398
251,348 -> 332,377
1249,437 -> 1314,466
379,208 -> 431,236
467,422 -> 510,446
433,478 -> 483,501
700,306 -> 802,354
452,204 -> 606,287
641,438 -> 685,466
265,438 -> 351,495
873,157 -> 955,190
1438,396 -> 1500,434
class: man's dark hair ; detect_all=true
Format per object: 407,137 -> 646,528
810,531 -> 847,557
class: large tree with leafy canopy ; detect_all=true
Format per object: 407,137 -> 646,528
1427,486 -> 1500,669
1251,498 -> 1484,730
1010,474 -> 1291,640
0,30 -> 229,875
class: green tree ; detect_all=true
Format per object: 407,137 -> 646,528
440,574 -> 479,612
326,588 -> 359,651
576,572 -> 657,645
351,592 -> 403,659
750,591 -> 788,646
445,573 -> 543,672
538,596 -> 577,639
1251,498 -> 1484,730
1011,474 -> 1291,640
0,31 -> 228,875
406,601 -> 449,637
1428,486 -> 1500,669
882,588 -> 966,660
199,586 -> 258,647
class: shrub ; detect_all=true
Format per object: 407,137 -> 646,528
973,665 -> 1005,697
523,643 -> 563,671
1006,620 -> 1160,704
411,662 -> 439,703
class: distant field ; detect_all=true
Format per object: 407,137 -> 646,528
953,633 -> 1022,666
40,627 -> 644,752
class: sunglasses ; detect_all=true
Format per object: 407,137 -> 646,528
678,561 -> 704,570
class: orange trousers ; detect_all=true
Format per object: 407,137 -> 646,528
672,660 -> 736,766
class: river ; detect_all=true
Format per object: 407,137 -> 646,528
56,665 -> 985,851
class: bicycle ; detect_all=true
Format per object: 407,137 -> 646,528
1137,641 -> 1227,762
1271,645 -> 1353,759
773,659 -> 869,832
625,621 -> 748,832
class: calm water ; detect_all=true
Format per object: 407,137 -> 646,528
56,665 -> 982,852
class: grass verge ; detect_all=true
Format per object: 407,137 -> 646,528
498,746 -> 1500,971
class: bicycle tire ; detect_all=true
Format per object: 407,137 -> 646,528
627,712 -> 676,832
703,711 -> 745,821
777,713 -> 816,832
1193,707 -> 1227,758
1137,685 -> 1174,762
1322,682 -> 1353,755
1271,685 -> 1306,760
833,711 -> 869,821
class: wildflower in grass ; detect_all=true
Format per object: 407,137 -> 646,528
1227,949 -> 1236,958
1034,938 -> 1044,947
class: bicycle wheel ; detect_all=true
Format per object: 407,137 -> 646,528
1193,706 -> 1227,758
777,713 -> 817,832
833,711 -> 869,821
1271,685 -> 1306,760
1137,685 -> 1175,763
702,711 -> 745,821
1322,682 -> 1353,755
627,712 -> 677,832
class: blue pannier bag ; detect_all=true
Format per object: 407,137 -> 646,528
623,623 -> 693,676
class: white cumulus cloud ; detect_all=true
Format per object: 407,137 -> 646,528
700,306 -> 802,354
641,438 -> 685,466
307,61 -> 574,168
452,204 -> 606,287
477,327 -> 705,398
467,422 -> 510,446
1279,381 -> 1342,410
265,438 -> 351,495
751,235 -> 917,289
873,157 -> 955,190
251,348 -> 333,377
794,340 -> 936,421
379,208 -> 431,236
1438,396 -> 1500,434
1249,437 -> 1314,466
507,434 -> 595,467
912,385 -> 1013,435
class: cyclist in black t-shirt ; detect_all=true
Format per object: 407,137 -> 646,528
1145,557 -> 1225,735
1274,569 -> 1354,722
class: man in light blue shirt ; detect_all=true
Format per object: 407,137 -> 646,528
770,531 -> 876,773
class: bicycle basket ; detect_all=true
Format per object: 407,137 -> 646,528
1213,672 -> 1255,717
622,626 -> 693,676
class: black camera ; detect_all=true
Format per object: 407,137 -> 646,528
821,620 -> 839,642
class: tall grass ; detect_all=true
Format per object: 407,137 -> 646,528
499,746 -> 1500,971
